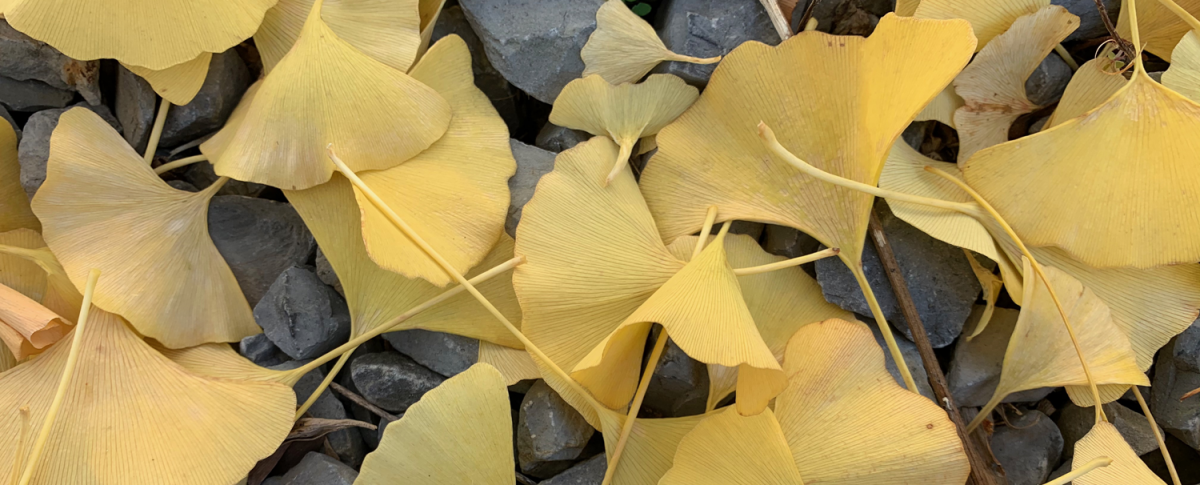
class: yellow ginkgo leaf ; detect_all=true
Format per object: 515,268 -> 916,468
0,229 -> 82,322
514,137 -> 683,410
478,341 -> 539,386
354,35 -> 514,287
0,284 -> 69,360
596,407 -> 707,485
978,260 -> 1147,421
1163,30 -> 1200,103
549,74 -> 698,186
4,0 -> 275,70
0,121 -> 38,233
896,0 -> 921,16
575,228 -> 785,415
194,79 -> 260,160
953,5 -> 1079,163
0,307 -> 294,484
356,364 -> 511,484
123,52 -> 212,106
1117,0 -> 1200,61
914,0 -> 1048,50
416,0 -> 448,61
1072,422 -> 1166,484
962,64 -> 1200,268
204,0 -> 451,190
254,0 -> 422,74
915,85 -> 964,128
1045,57 -> 1126,128
964,249 -> 1005,339
157,342 -> 297,384
31,108 -> 256,348
0,347 -> 14,373
660,408 -> 804,485
581,0 -> 720,85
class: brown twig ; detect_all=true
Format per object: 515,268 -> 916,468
1093,0 -> 1138,64
330,381 -> 400,422
867,208 -> 1002,485
796,0 -> 820,35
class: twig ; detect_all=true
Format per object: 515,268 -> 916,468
758,0 -> 792,40
867,209 -> 1002,485
1093,0 -> 1137,63
330,382 -> 400,422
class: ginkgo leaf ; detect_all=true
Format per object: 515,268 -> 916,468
31,108 -> 257,348
965,249 -> 1005,339
0,229 -> 82,322
1163,31 -> 1200,103
157,342 -> 298,384
286,173 -> 523,347
1072,422 -> 1166,484
595,407 -> 707,485
550,74 -> 698,186
514,136 -> 684,410
953,5 -> 1079,163
416,0 -> 448,61
123,53 -> 212,106
914,85 -> 964,128
0,120 -> 38,233
478,341 -> 539,385
1045,57 -> 1126,128
982,259 -> 1147,415
1116,0 -> 1200,61
0,284 -> 69,360
896,0 -> 921,16
356,364 -> 512,484
195,79 -> 260,159
254,0 -> 422,74
0,307 -> 294,484
660,408 -> 804,484
581,0 -> 720,85
4,0 -> 275,70
962,65 -> 1200,268
0,346 -> 13,373
204,0 -> 451,190
575,228 -> 785,415
913,0 -> 1048,50
353,35 -> 514,287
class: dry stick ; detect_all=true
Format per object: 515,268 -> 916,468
330,382 -> 400,422
867,210 -> 1001,485
758,0 -> 792,40
1093,0 -> 1137,63
144,101 -> 171,165
154,154 -> 208,175
1133,387 -> 1182,485
1044,457 -> 1112,485
601,205 -> 720,485
797,0 -> 820,36
17,269 -> 100,485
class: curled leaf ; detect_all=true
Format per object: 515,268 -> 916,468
581,0 -> 719,84
0,284 -> 70,360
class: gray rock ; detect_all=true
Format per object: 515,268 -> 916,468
507,139 -> 556,236
535,123 -> 590,153
1046,461 -> 1073,485
159,50 -> 251,148
431,6 -> 522,132
19,104 -> 121,198
867,317 -> 935,400
1152,339 -> 1200,449
351,351 -> 446,413
279,452 -> 358,485
0,20 -> 100,104
383,329 -> 479,378
0,76 -> 73,112
0,105 -> 18,139
518,380 -> 596,478
1174,317 -> 1200,373
795,0 -> 892,36
726,220 -> 764,240
654,0 -> 782,86
208,195 -> 316,306
182,160 -> 265,197
1026,54 -> 1073,106
814,203 -> 979,348
261,477 -> 284,485
642,338 -> 709,417
540,453 -> 607,485
1028,115 -> 1051,135
990,410 -> 1064,485
115,66 -> 157,153
166,179 -> 198,192
1057,402 -> 1162,458
762,225 -> 821,259
314,248 -> 343,296
254,265 -> 352,360
459,0 -> 605,104
948,306 -> 1054,407
1055,0 -> 1120,43
282,361 -> 365,467
902,120 -> 933,150
239,333 -> 287,367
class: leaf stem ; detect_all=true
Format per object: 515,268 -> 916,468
605,136 -> 638,187
667,54 -> 722,65
154,154 -> 208,175
144,101 -> 171,164
1133,387 -> 1181,485
1055,44 -> 1080,71
732,247 -> 839,276
17,269 -> 100,485
294,352 -> 353,420
600,328 -> 669,485
1130,0 -> 1147,74
1043,457 -> 1112,485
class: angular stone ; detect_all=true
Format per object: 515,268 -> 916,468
115,66 -> 157,153
518,380 -> 596,478
507,139 -> 556,236
1173,317 -> 1200,373
947,306 -> 1054,407
165,179 -> 198,192
540,453 -> 607,485
814,203 -> 979,348
305,387 -> 366,468
1026,54 -> 1073,106
990,410 -> 1064,485
254,265 -> 352,360
0,76 -> 73,112
182,160 -> 266,197
535,123 -> 590,153
351,351 -> 446,413
761,224 -> 821,259
19,104 -> 121,198
1055,0 -> 1120,43
867,317 -> 935,401
1057,402 -> 1162,458
383,329 -> 479,378
0,20 -> 101,104
431,6 -> 522,132
653,0 -> 782,87
208,195 -> 316,306
459,0 -> 605,104
159,50 -> 251,148
239,333 -> 288,367
280,452 -> 358,485
642,338 -> 709,417
1152,339 -> 1200,449
314,247 -> 343,296
796,0 -> 892,36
